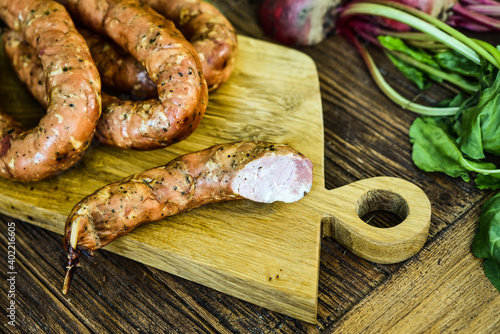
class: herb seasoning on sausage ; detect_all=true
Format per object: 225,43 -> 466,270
62,141 -> 313,293
59,0 -> 209,150
140,0 -> 238,91
0,0 -> 101,181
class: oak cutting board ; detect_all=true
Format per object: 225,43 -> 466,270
0,34 -> 431,323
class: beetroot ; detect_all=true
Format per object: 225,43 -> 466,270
258,0 -> 500,46
364,0 -> 500,32
258,0 -> 342,46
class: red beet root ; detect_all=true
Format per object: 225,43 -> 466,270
258,0 -> 342,46
258,0 -> 500,47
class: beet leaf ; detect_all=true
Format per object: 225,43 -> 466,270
472,193 -> 500,292
338,0 -> 500,292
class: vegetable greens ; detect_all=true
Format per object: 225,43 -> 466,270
472,193 -> 500,291
379,35 -> 442,89
409,117 -> 498,182
456,69 -> 500,159
338,0 -> 500,291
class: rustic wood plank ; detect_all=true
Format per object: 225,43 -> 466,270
210,0 -> 265,40
0,215 -> 244,333
326,198 -> 500,334
1,216 -> 91,333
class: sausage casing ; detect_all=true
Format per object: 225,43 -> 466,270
0,0 -> 101,181
60,0 -> 208,150
62,141 -> 313,293
141,0 -> 238,91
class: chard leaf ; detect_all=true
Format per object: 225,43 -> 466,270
434,50 -> 481,78
483,259 -> 500,292
457,70 -> 500,159
379,35 -> 442,88
409,116 -> 497,181
379,35 -> 439,68
475,174 -> 500,190
437,92 -> 467,108
387,53 -> 430,90
472,192 -> 500,292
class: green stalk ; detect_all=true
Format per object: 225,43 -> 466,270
386,2 -> 500,68
358,41 -> 459,116
463,160 -> 500,175
378,30 -> 448,50
404,40 -> 448,51
359,1 -> 500,68
472,39 -> 500,67
378,31 -> 438,42
342,2 -> 497,67
386,50 -> 479,93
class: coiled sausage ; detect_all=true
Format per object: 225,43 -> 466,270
140,0 -> 238,91
2,28 -> 156,105
79,29 -> 157,100
0,0 -> 101,181
59,0 -> 208,150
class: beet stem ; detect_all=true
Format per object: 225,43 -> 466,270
339,27 -> 459,116
453,3 -> 500,30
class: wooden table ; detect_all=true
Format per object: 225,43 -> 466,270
1,1 -> 499,333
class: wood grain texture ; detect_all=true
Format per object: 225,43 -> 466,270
327,198 -> 500,334
1,0 -> 499,332
319,177 -> 431,264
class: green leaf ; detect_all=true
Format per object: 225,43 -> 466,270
437,92 -> 467,108
472,192 -> 500,292
434,50 -> 481,77
409,116 -> 497,181
475,174 -> 500,190
387,53 -> 430,90
457,70 -> 500,159
379,35 -> 440,68
472,193 -> 500,260
379,35 -> 442,88
483,259 -> 500,292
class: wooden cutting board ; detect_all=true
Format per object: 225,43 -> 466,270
0,35 -> 431,323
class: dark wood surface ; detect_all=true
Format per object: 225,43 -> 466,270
1,1 -> 499,333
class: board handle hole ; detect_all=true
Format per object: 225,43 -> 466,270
356,190 -> 409,228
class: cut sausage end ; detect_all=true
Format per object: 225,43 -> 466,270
231,154 -> 313,203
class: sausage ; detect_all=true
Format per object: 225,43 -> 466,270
3,20 -> 205,151
66,0 -> 237,94
3,28 -> 156,106
59,0 -> 208,150
1,30 -> 49,108
62,141 -> 313,293
0,0 -> 101,181
79,29 -> 157,100
81,0 -> 238,93
140,0 -> 238,91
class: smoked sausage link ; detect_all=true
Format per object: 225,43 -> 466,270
140,0 -> 238,91
0,0 -> 101,181
58,0 -> 209,150
78,29 -> 157,100
3,28 -> 157,107
2,30 -> 49,108
62,141 -> 313,293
